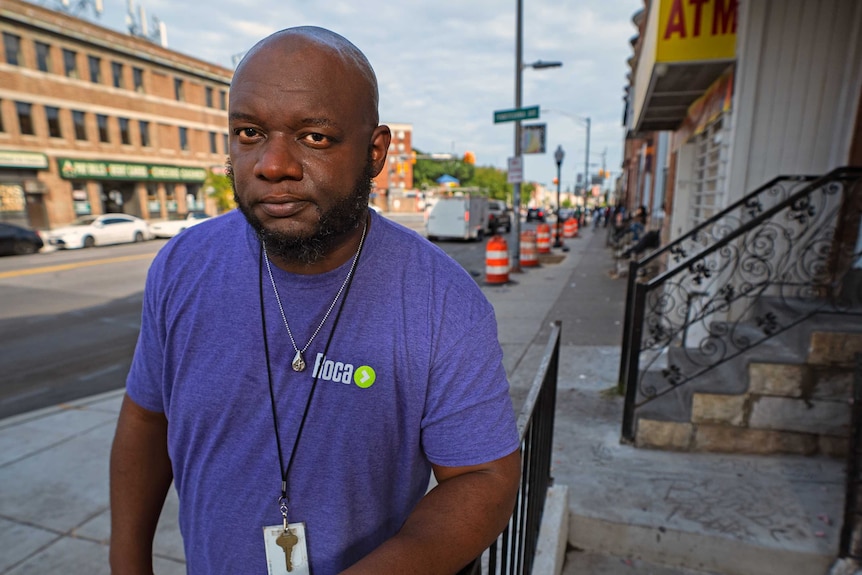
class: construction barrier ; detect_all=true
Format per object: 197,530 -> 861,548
536,223 -> 551,254
485,235 -> 510,284
563,217 -> 579,238
520,230 -> 539,267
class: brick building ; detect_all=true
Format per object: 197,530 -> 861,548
0,0 -> 231,230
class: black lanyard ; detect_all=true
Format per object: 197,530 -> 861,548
257,236 -> 365,504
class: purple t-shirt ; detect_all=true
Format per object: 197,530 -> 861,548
126,209 -> 519,574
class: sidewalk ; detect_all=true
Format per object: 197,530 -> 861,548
0,226 -> 847,574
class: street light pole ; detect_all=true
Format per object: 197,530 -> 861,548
511,0 -> 524,273
553,145 -> 564,248
583,116 -> 590,224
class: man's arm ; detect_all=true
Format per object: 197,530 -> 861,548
342,449 -> 521,575
109,394 -> 173,575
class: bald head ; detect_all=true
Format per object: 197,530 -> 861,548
235,26 -> 380,127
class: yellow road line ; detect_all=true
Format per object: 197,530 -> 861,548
0,253 -> 155,279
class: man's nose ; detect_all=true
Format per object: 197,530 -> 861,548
254,136 -> 303,181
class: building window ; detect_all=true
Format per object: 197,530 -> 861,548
97,114 -> 109,143
205,86 -> 214,108
132,67 -> 144,92
179,126 -> 189,150
174,78 -> 184,101
3,33 -> 21,66
35,41 -> 51,72
209,131 -> 218,153
139,120 -> 150,147
16,102 -> 34,135
88,55 -> 102,83
0,100 -> 5,133
45,106 -> 62,138
219,89 -> 227,110
72,110 -> 87,140
119,117 -> 131,145
63,49 -> 78,79
222,133 -> 228,154
112,61 -> 124,88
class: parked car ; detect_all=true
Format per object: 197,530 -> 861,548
487,199 -> 512,233
0,222 -> 43,256
45,213 -> 152,249
149,212 -> 211,238
526,208 -> 546,222
557,208 -> 575,222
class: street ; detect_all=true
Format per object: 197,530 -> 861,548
0,212 -> 513,419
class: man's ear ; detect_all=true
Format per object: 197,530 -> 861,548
368,125 -> 392,177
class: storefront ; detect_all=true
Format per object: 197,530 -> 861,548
0,150 -> 49,229
57,158 -> 208,221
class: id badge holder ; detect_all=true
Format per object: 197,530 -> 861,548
263,522 -> 310,575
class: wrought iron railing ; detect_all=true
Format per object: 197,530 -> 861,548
619,167 -> 862,441
461,321 -> 560,575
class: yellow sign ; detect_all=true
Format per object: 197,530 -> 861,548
656,0 -> 737,63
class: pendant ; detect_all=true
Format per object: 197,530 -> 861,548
292,350 -> 306,372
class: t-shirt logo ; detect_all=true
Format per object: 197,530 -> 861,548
312,353 -> 376,389
354,365 -> 376,388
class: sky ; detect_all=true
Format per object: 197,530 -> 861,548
36,0 -> 642,191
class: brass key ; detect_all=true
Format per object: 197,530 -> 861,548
276,528 -> 299,572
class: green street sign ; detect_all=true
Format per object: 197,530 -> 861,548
494,106 -> 540,123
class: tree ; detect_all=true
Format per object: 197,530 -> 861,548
205,170 -> 235,213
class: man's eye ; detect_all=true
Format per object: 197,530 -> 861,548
304,133 -> 330,145
233,128 -> 260,139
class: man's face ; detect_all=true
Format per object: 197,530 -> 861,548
228,36 -> 389,264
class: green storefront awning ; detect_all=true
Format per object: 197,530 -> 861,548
57,158 -> 207,182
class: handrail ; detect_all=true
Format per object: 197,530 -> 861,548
619,167 -> 862,442
463,321 -> 560,574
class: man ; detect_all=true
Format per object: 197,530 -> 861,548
110,26 -> 520,575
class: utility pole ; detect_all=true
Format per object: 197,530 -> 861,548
511,0 -> 524,273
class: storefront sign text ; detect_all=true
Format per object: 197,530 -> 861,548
657,0 -> 737,63
58,158 -> 207,182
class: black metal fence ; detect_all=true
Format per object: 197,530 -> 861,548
618,167 -> 862,442
461,321 -> 560,575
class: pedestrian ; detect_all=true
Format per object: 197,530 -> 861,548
109,26 -> 520,575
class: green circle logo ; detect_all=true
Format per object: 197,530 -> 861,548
354,366 -> 376,388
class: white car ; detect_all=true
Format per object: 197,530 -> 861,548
45,213 -> 152,249
149,212 -> 211,238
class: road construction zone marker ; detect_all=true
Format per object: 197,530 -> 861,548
535,223 -> 551,254
564,217 -> 579,238
520,230 -> 539,267
485,235 -> 510,284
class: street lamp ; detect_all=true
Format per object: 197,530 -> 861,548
582,116 -> 591,226
511,0 -> 562,272
553,145 -> 564,248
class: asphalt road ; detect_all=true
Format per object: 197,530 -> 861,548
0,213 -> 515,418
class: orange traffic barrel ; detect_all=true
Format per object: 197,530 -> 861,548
564,217 -> 579,238
520,230 -> 539,267
535,223 -> 551,254
485,235 -> 510,284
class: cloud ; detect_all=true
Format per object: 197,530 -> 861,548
58,0 -> 642,188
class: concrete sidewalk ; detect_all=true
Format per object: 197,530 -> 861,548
0,226 -> 847,575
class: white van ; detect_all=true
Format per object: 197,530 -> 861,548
426,195 -> 488,241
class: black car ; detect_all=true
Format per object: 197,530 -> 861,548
526,208 -> 546,222
0,222 -> 43,256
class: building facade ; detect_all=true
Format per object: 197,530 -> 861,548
0,0 -> 231,230
624,0 -> 862,246
371,122 -> 416,212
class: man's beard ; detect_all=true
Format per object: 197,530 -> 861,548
232,161 -> 375,265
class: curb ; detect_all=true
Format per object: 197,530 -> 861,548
533,484 -> 570,575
